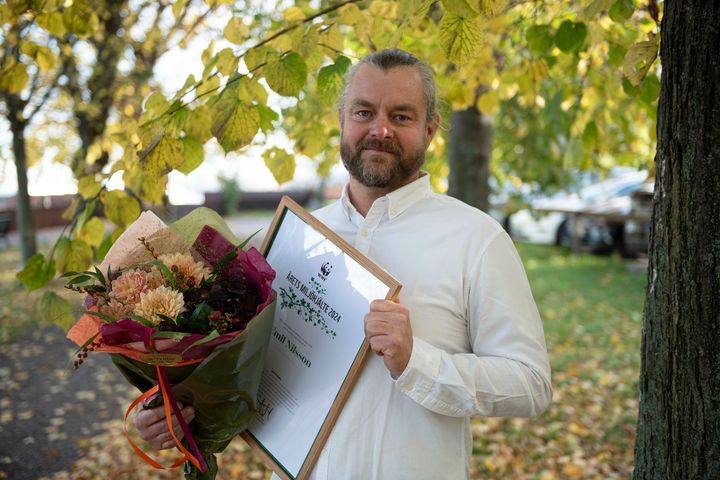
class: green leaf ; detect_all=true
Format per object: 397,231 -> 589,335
244,46 -> 271,72
0,62 -> 29,94
526,25 -> 553,56
79,309 -> 117,323
78,217 -> 105,247
16,253 -> 56,291
77,175 -> 103,199
211,96 -> 260,153
224,16 -> 249,44
66,274 -> 92,286
257,104 -> 279,133
96,233 -> 113,261
62,0 -> 97,38
439,12 -> 482,63
639,74 -> 660,104
264,52 -> 307,97
138,135 -> 184,176
185,105 -> 213,142
35,46 -> 58,73
622,39 -> 659,86
215,48 -> 239,77
263,147 -> 296,185
317,55 -> 351,103
555,21 -> 587,53
182,330 -> 220,354
177,136 -> 204,174
609,0 -> 633,23
39,292 -> 74,331
36,11 -> 67,37
583,0 -> 614,18
54,237 -> 93,273
441,0 -> 479,17
100,190 -> 140,228
583,121 -> 599,149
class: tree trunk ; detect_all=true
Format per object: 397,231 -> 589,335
447,106 -> 492,213
8,97 -> 37,264
633,2 -> 720,478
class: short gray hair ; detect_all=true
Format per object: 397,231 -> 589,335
340,49 -> 438,124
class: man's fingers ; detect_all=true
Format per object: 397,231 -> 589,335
369,299 -> 407,313
134,404 -> 195,446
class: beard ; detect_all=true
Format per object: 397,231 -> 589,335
340,135 -> 425,189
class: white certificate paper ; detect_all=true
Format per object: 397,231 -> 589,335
243,197 -> 401,480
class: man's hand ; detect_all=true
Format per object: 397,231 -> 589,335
134,403 -> 195,450
364,299 -> 413,378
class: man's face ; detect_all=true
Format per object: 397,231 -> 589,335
340,64 -> 438,190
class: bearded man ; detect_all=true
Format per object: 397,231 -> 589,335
136,49 -> 552,479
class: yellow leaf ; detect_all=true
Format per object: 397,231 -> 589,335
39,292 -> 74,332
623,38 -> 659,86
263,147 -> 296,184
78,217 -> 105,247
283,6 -> 305,22
264,52 -> 307,97
36,11 -> 67,37
177,136 -> 204,175
36,46 -> 58,73
0,61 -> 29,94
476,90 -> 500,115
211,96 -> 260,153
185,105 -> 213,142
100,190 -> 140,228
440,12 -> 482,63
338,3 -> 363,24
77,175 -> 102,199
223,16 -> 249,44
54,237 -> 93,273
215,47 -> 239,76
561,462 -> 584,478
318,26 -> 344,58
138,136 -> 184,176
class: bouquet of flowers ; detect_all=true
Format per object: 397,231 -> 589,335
65,207 -> 276,480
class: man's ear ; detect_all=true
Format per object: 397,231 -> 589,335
425,113 -> 440,147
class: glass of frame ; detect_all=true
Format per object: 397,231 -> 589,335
241,196 -> 402,480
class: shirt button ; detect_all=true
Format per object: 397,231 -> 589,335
360,228 -> 368,237
390,208 -> 397,216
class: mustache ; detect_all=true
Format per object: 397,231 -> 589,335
357,138 -> 402,155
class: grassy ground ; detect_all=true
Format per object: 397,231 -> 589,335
468,243 -> 646,479
1,241 -> 647,479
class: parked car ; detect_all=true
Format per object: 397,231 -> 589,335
621,180 -> 654,257
506,170 -> 649,250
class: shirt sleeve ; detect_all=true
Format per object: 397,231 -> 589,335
394,231 -> 552,418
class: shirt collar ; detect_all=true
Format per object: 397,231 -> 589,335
340,172 -> 432,221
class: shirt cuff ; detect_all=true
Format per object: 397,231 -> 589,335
393,336 -> 442,398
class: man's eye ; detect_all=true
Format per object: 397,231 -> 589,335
354,110 -> 371,118
395,114 -> 411,122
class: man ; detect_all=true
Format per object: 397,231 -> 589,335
136,49 -> 552,479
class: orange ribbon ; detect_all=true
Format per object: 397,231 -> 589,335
123,357 -> 207,471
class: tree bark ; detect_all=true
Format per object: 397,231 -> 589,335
633,1 -> 720,478
447,106 -> 492,213
8,95 -> 36,264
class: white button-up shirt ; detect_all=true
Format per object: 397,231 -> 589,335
280,174 -> 551,479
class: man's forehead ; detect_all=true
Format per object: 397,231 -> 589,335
346,64 -> 425,108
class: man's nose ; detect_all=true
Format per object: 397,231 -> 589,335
369,114 -> 393,139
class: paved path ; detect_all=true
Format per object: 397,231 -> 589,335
0,214 -> 275,479
0,323 -> 133,480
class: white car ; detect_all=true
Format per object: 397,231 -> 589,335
507,170 -> 648,246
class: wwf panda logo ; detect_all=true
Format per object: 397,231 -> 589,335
319,262 -> 332,281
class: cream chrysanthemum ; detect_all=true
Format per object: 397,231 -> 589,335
110,269 -> 164,306
158,253 -> 211,286
133,286 -> 186,325
99,298 -> 133,319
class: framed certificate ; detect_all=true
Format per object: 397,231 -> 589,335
241,196 -> 401,479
